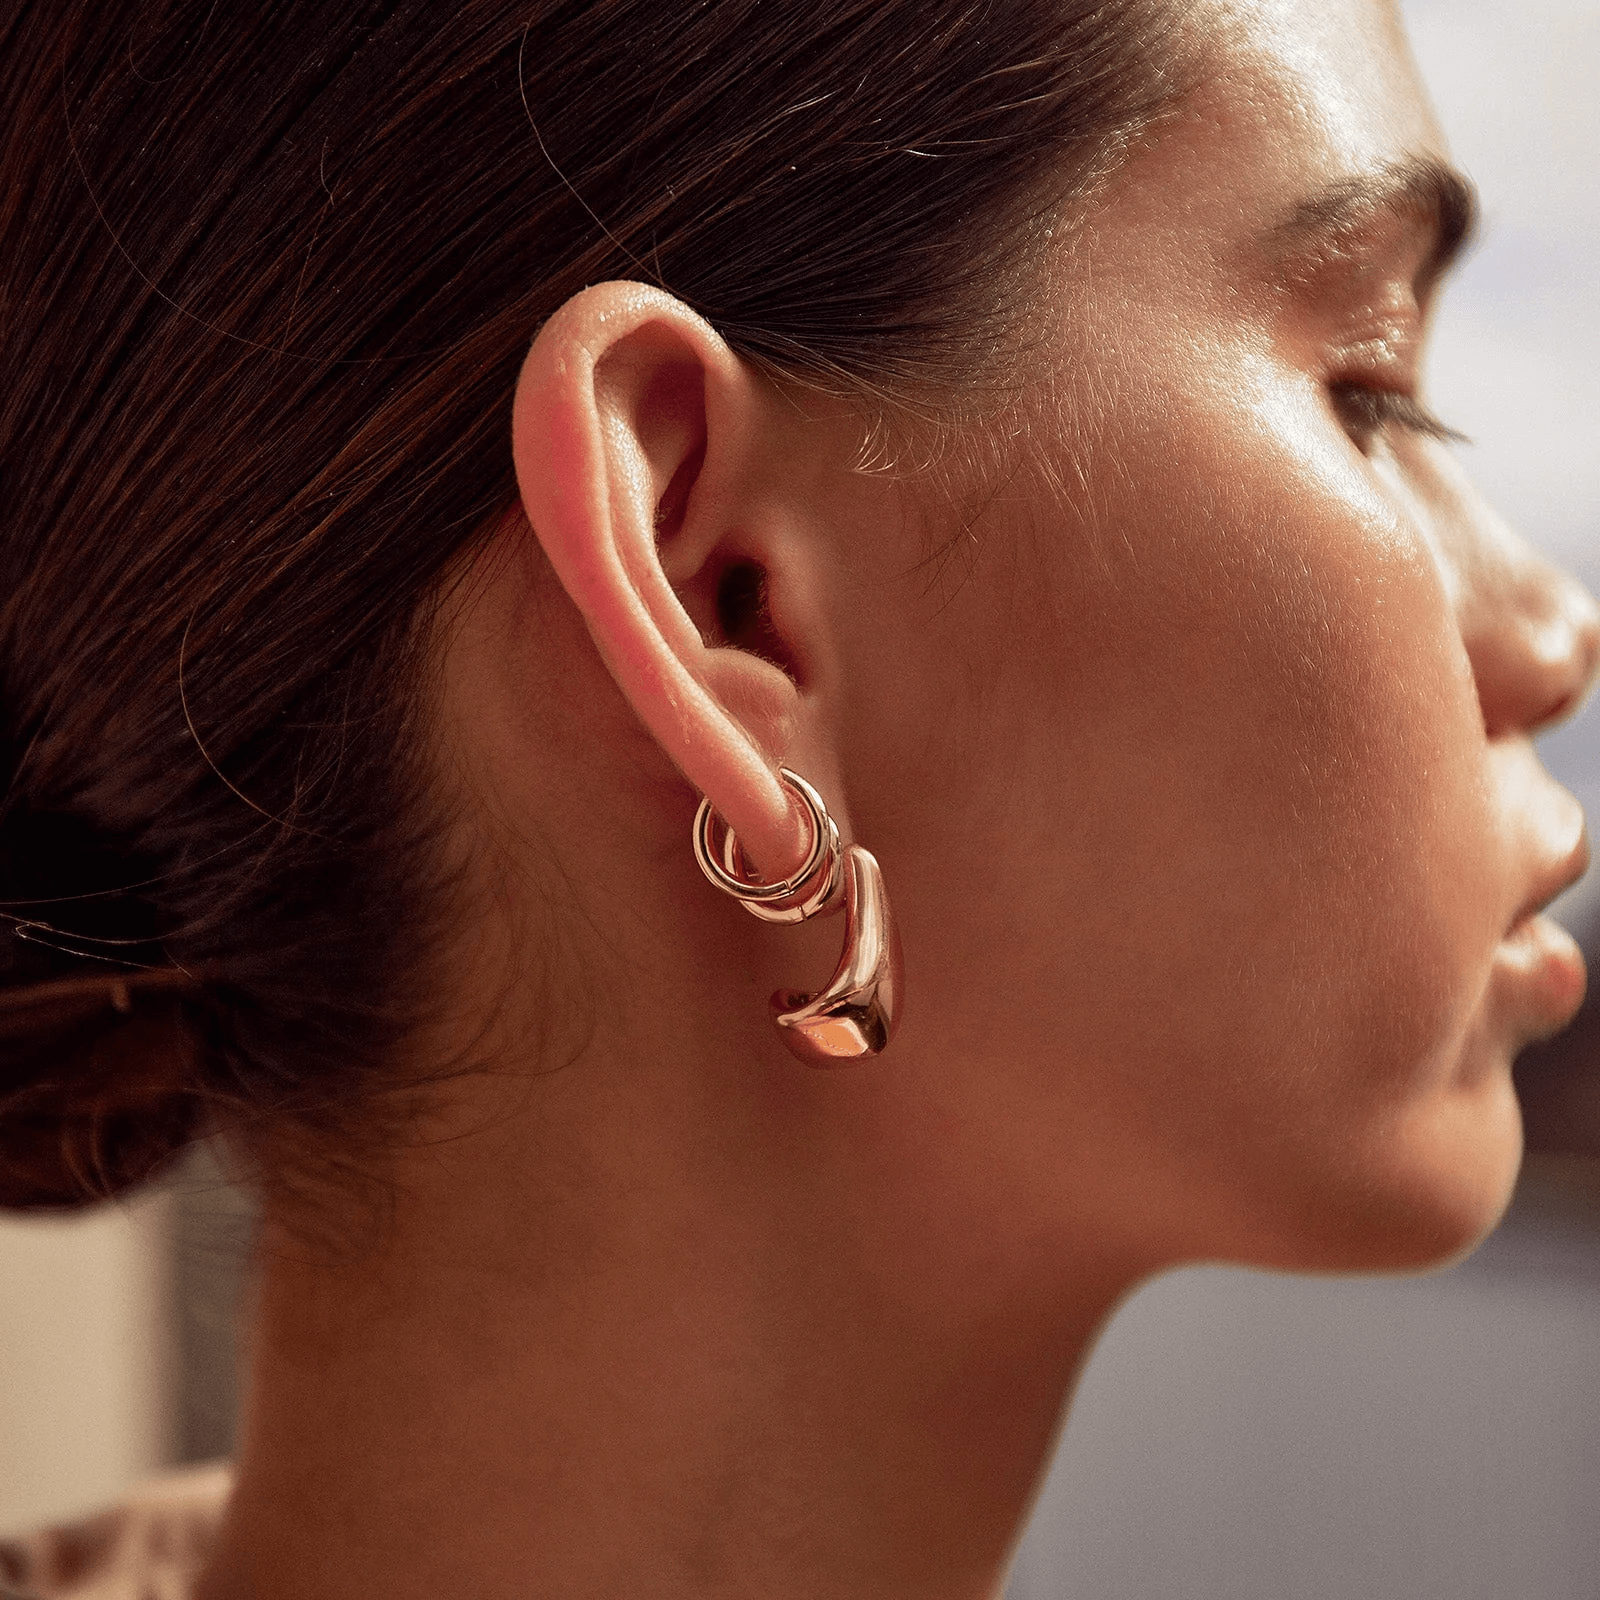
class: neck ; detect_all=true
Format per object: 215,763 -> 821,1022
196,996 -> 1135,1600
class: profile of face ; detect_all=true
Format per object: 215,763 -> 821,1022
446,0 -> 1599,1320
879,0 -> 1600,1271
837,0 -> 1598,1273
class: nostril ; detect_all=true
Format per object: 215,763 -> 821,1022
1524,684 -> 1579,733
1566,584 -> 1600,702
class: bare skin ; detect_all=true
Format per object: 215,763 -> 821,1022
197,2 -> 1599,1597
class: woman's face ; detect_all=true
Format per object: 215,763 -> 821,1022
823,0 -> 1598,1273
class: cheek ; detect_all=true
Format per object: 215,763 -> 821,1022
1026,414 -> 1498,1038
861,394 -> 1515,1263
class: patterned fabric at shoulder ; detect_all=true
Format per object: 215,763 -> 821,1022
0,1462 -> 232,1600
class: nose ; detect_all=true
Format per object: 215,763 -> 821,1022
1463,528 -> 1600,737
1410,442 -> 1600,738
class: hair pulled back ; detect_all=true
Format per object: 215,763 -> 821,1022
0,0 -> 1177,1208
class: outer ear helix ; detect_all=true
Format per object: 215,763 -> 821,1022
692,770 -> 903,1065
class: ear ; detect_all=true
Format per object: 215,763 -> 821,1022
510,282 -> 810,880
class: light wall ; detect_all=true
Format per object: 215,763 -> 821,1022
0,1193 -> 171,1534
1008,1156 -> 1600,1600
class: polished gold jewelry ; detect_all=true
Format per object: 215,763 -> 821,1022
693,769 -> 902,1065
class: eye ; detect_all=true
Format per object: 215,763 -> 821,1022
1331,381 -> 1469,452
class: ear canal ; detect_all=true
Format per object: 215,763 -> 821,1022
714,561 -> 799,683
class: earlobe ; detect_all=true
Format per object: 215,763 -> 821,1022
510,282 -> 811,879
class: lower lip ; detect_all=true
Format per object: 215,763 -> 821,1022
1495,913 -> 1588,1042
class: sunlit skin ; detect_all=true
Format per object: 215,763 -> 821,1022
198,3 -> 1599,1598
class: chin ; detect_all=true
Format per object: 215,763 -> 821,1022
1252,1077 -> 1526,1278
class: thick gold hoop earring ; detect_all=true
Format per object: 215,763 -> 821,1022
693,769 -> 903,1065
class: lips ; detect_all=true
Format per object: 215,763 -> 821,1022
1497,819 -> 1590,1043
1512,815 -> 1591,931
1496,912 -> 1587,1043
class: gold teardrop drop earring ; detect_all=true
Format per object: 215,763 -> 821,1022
692,769 -> 902,1064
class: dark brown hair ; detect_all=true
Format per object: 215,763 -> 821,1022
0,0 -> 1178,1208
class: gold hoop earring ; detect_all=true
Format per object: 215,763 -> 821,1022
693,769 -> 902,1065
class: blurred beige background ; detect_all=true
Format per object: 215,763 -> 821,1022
0,1194 -> 171,1531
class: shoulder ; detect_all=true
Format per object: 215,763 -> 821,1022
0,1462 -> 232,1600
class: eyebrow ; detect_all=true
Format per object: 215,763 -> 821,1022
1270,154 -> 1479,287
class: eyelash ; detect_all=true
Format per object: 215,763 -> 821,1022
1330,381 -> 1470,448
